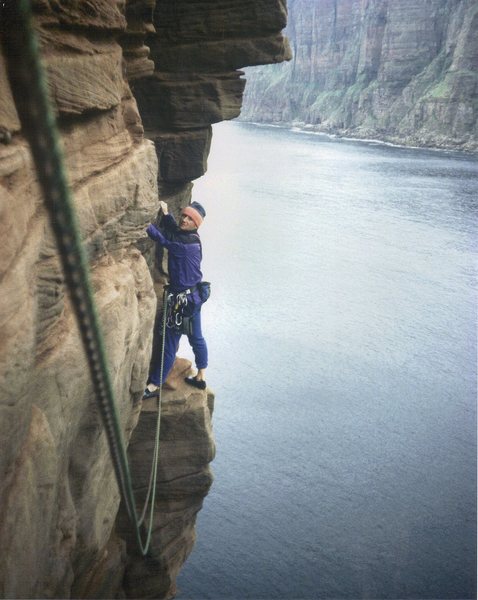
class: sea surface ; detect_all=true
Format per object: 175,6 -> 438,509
176,122 -> 477,600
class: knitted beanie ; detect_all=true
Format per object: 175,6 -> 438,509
182,201 -> 206,228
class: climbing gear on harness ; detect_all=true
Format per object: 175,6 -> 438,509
180,282 -> 211,303
166,290 -> 194,335
0,0 -> 164,557
164,283 -> 211,334
166,291 -> 186,329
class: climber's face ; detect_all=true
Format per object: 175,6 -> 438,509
179,213 -> 196,231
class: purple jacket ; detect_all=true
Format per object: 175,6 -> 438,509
147,214 -> 203,294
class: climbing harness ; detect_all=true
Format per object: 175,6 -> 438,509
0,0 -> 164,556
164,283 -> 211,336
166,291 -> 188,329
166,290 -> 191,334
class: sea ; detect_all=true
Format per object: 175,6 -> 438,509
176,121 -> 477,600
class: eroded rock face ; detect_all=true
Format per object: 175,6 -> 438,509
0,5 -> 158,597
240,0 -> 478,151
125,0 -> 291,192
117,359 -> 215,600
0,0 -> 288,598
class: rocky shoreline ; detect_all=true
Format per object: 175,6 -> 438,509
241,120 -> 478,153
239,0 -> 478,153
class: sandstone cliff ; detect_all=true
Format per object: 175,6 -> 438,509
239,0 -> 478,151
0,1 -> 289,598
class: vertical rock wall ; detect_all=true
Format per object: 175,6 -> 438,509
0,1 -> 289,598
0,3 -> 158,597
116,3 -> 290,597
240,0 -> 478,150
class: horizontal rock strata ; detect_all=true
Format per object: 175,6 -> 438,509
0,0 -> 289,598
0,6 -> 158,594
125,0 -> 291,191
240,0 -> 478,151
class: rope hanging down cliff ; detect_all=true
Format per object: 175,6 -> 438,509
0,0 -> 164,556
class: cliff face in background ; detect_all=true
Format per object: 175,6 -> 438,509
0,1 -> 289,598
240,0 -> 478,150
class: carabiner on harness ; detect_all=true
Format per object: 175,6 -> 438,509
166,290 -> 189,330
166,293 -> 175,328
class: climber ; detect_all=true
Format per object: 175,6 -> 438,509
142,200 -> 209,399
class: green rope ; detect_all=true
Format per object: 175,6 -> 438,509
138,289 -> 169,539
1,0 -> 164,556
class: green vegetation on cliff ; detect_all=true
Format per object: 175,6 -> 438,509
240,0 -> 478,150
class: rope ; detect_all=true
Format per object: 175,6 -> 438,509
138,290 -> 168,536
0,0 -> 164,556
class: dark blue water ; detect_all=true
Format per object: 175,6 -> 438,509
177,122 -> 477,600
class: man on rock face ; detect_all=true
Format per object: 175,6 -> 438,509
142,200 -> 208,399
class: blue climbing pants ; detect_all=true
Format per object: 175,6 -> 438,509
148,299 -> 208,386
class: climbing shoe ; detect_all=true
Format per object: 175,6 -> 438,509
185,377 -> 206,390
142,387 -> 160,400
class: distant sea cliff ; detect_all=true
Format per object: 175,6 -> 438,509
240,0 -> 478,151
